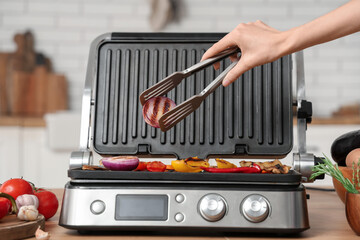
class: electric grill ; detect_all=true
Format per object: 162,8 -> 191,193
59,33 -> 322,234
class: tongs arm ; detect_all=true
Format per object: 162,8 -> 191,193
200,59 -> 239,98
139,46 -> 240,105
182,46 -> 240,77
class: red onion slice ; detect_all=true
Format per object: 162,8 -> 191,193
101,156 -> 139,171
142,96 -> 176,128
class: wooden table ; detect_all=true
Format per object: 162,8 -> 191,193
28,188 -> 358,240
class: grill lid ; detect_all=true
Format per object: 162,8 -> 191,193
92,33 -> 293,159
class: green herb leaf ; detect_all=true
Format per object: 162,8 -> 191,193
310,154 -> 359,194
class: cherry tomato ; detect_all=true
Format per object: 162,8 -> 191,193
34,189 -> 58,220
0,178 -> 33,200
146,161 -> 166,172
134,162 -> 148,171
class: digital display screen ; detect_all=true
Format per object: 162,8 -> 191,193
115,195 -> 168,221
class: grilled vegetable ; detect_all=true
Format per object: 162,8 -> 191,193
166,164 -> 174,170
171,160 -> 203,173
134,161 -> 148,171
147,161 -> 166,172
185,157 -> 210,168
142,96 -> 176,128
331,130 -> 360,166
240,160 -> 291,174
215,159 -> 237,168
102,156 -> 139,171
201,164 -> 261,173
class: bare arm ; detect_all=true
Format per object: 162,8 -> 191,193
202,0 -> 360,87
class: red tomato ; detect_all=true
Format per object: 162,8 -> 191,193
34,190 -> 58,220
0,178 -> 33,200
0,198 -> 11,219
134,161 -> 148,171
146,161 -> 166,172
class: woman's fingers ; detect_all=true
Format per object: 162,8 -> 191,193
229,53 -> 239,62
201,33 -> 235,61
222,58 -> 251,87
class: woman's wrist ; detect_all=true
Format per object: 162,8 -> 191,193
278,27 -> 300,57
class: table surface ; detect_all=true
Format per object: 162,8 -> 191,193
28,188 -> 358,240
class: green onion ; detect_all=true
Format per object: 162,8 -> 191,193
310,154 -> 359,194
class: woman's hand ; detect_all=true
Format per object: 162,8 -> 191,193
201,20 -> 291,87
202,1 -> 360,87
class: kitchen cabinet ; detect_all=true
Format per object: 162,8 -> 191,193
0,126 -> 70,188
0,126 -> 22,180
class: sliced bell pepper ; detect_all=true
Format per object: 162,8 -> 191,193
166,164 -> 174,170
171,160 -> 203,173
201,164 -> 261,173
134,161 -> 148,171
186,160 -> 210,168
215,158 -> 237,168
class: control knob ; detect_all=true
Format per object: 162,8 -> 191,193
241,194 -> 270,223
198,194 -> 227,222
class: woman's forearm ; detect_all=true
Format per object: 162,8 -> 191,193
285,0 -> 360,54
202,0 -> 360,86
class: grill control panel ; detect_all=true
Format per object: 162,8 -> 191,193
60,184 -> 309,232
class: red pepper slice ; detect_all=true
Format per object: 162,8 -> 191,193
134,161 -> 148,171
146,161 -> 166,172
201,164 -> 261,173
166,164 -> 174,171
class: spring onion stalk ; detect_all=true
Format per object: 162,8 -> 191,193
310,154 -> 359,194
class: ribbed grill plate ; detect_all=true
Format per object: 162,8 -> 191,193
93,34 -> 293,159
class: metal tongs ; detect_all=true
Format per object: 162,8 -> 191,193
139,46 -> 241,132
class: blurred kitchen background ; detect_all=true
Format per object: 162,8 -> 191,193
0,0 -> 359,187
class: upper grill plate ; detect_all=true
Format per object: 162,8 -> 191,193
93,33 -> 293,159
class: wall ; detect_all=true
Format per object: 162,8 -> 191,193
0,0 -> 359,117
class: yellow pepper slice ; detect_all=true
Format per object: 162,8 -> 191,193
171,160 -> 203,173
215,158 -> 237,168
186,160 -> 210,168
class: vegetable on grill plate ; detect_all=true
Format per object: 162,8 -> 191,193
101,156 -> 140,171
134,161 -> 148,171
201,164 -> 261,173
142,96 -> 176,128
240,159 -> 291,174
171,157 -> 210,173
215,159 -> 237,168
146,161 -> 166,172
